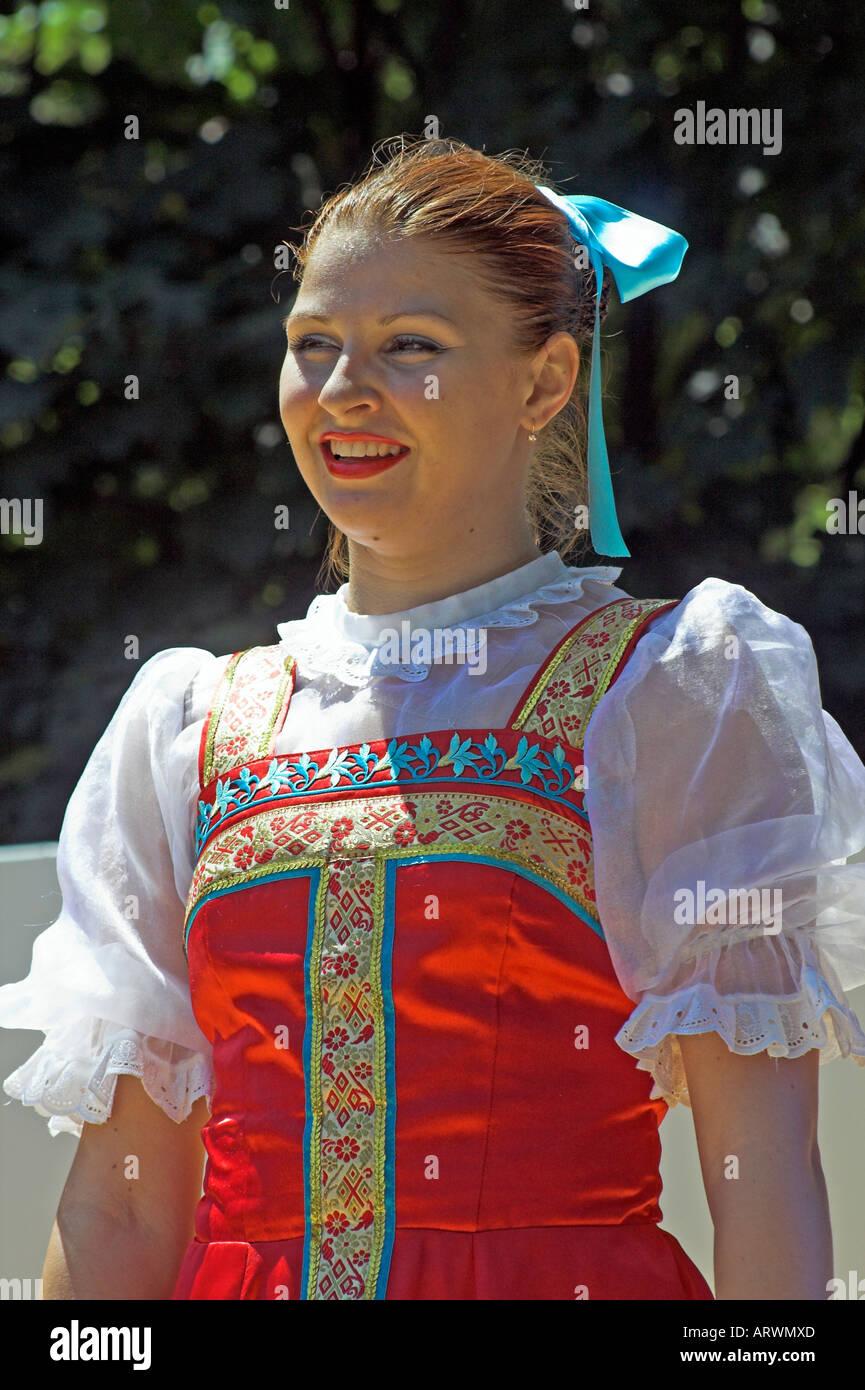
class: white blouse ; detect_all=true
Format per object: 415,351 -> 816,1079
3,551 -> 865,1137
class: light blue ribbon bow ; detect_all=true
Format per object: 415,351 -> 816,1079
537,187 -> 688,556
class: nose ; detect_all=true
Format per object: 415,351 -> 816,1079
316,348 -> 382,415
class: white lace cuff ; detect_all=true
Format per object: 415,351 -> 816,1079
615,965 -> 865,1107
2,1019 -> 213,1137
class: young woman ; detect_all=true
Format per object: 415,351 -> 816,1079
3,136 -> 864,1301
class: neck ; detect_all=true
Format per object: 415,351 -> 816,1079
343,530 -> 544,615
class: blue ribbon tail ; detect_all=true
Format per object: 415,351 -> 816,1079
586,248 -> 630,557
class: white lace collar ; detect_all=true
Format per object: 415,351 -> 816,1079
275,552 -> 623,685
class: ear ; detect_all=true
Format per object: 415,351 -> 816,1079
521,331 -> 580,431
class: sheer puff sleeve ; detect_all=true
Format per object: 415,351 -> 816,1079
0,648 -> 218,1137
584,577 -> 865,1107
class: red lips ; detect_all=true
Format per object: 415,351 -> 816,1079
319,432 -> 411,479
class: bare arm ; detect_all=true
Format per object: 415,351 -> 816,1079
43,1073 -> 209,1300
678,1034 -> 832,1300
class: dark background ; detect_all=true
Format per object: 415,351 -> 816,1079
1,0 -> 864,843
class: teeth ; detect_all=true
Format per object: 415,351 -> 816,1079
327,440 -> 405,458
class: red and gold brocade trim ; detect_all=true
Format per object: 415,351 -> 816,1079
183,786 -> 598,954
194,728 -> 584,854
302,854 -> 393,1300
199,645 -> 296,786
512,597 -> 679,745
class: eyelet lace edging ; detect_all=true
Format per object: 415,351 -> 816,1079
615,967 -> 865,1108
2,1021 -> 214,1137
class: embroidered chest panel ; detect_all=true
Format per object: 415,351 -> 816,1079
184,593 -> 677,1299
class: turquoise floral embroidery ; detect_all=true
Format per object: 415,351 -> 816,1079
196,732 -> 579,853
514,735 -> 567,784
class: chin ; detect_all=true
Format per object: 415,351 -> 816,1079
333,507 -> 420,550
321,482 -> 414,528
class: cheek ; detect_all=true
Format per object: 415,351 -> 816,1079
278,359 -> 314,421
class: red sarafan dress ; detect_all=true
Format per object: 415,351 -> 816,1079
171,594 -> 713,1301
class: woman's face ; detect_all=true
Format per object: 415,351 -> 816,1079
279,224 -> 554,566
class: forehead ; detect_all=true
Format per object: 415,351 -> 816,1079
294,223 -> 497,322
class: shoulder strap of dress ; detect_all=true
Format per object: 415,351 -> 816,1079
198,644 -> 296,788
509,596 -> 679,747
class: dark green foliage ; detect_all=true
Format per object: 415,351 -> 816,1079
1,0 -> 863,839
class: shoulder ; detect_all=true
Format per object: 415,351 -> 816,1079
121,644 -> 224,697
108,645 -> 231,737
585,576 -> 823,767
624,577 -> 817,682
650,575 -> 807,638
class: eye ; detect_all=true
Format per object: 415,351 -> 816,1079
286,333 -> 443,355
286,334 -> 330,353
388,335 -> 443,353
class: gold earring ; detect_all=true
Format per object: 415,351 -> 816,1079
528,421 -> 537,441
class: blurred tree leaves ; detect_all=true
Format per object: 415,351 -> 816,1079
1,0 -> 864,840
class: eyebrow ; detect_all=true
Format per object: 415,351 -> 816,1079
282,308 -> 458,329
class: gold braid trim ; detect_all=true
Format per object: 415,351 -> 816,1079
575,600 -> 677,744
185,838 -> 598,948
304,860 -> 329,1298
254,653 -> 296,760
201,650 -> 246,788
512,598 -> 677,741
365,856 -> 389,1300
